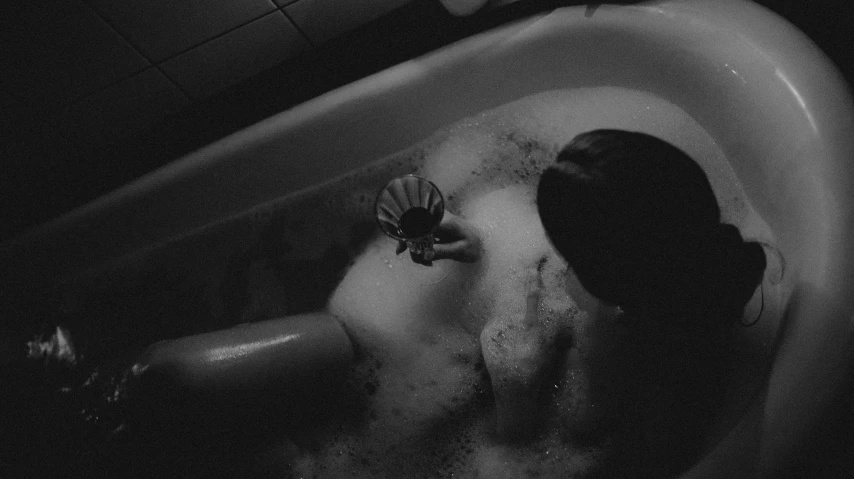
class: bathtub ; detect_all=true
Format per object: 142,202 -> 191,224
2,0 -> 853,477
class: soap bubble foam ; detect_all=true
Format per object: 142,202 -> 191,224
279,87 -> 776,478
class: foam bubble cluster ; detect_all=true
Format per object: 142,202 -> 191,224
272,87 -> 776,478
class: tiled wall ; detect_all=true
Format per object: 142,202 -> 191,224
5,0 -> 412,150
6,1 -> 848,162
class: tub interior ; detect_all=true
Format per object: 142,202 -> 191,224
2,0 -> 853,477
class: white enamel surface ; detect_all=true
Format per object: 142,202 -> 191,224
2,1 -> 853,476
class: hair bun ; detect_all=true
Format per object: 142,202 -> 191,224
743,240 -> 767,274
693,223 -> 766,320
714,223 -> 741,243
711,223 -> 766,273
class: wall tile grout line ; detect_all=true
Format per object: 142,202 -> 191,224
51,1 -> 317,150
81,1 -> 155,66
156,10 -> 290,67
48,2 -> 155,110
279,6 -> 316,47
76,4 -> 304,105
78,2 -> 192,101
53,65 -> 152,111
41,66 -> 186,149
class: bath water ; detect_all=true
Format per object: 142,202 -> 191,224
271,87 -> 776,478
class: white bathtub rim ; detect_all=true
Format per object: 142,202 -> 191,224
1,1 -> 853,475
0,0 -> 847,285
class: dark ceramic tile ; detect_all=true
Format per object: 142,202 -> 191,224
161,11 -> 311,100
0,120 -> 87,239
49,68 -> 190,149
1,0 -> 149,122
283,0 -> 412,44
85,0 -> 278,62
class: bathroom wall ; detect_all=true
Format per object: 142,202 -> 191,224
3,0 -> 413,151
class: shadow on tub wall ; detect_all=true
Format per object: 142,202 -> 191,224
1,0 -> 852,243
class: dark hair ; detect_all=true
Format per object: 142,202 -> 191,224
537,130 -> 766,324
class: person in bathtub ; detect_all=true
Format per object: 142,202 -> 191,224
429,128 -> 768,470
132,129 -> 766,475
535,129 -> 767,474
